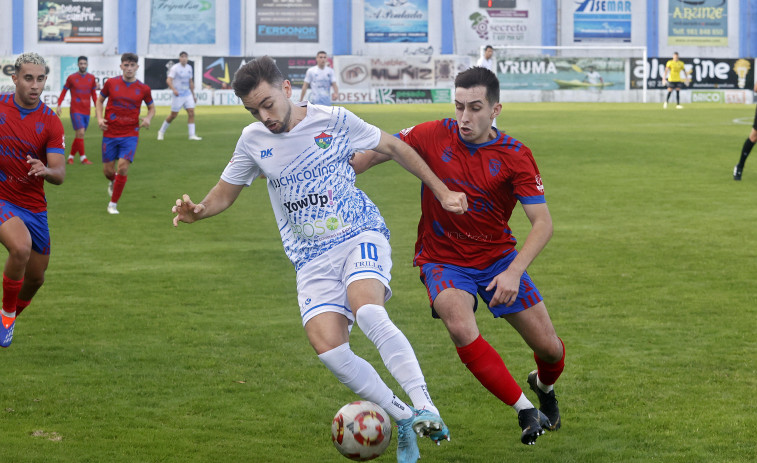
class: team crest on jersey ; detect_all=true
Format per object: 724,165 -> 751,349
535,174 -> 544,192
441,147 -> 454,162
431,265 -> 444,281
36,122 -> 44,134
489,159 -> 502,176
314,132 -> 333,149
399,126 -> 415,136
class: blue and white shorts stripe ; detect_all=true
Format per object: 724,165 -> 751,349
296,230 -> 392,327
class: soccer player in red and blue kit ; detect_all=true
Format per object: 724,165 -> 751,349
351,66 -> 565,446
57,56 -> 98,165
95,53 -> 155,215
0,53 -> 66,348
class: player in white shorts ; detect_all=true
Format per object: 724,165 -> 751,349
172,56 -> 468,463
157,51 -> 201,140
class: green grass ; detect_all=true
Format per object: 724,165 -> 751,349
2,102 -> 755,462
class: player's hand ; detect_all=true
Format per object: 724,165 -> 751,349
98,119 -> 108,131
140,117 -> 151,129
172,194 -> 205,227
55,105 -> 61,116
485,269 -> 522,307
26,156 -> 48,178
173,89 -> 180,96
661,79 -> 667,86
439,190 -> 468,215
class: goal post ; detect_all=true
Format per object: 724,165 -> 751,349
482,45 -> 649,103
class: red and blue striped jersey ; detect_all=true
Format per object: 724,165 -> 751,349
100,76 -> 153,138
59,72 -> 97,115
398,119 -> 545,270
0,94 -> 65,212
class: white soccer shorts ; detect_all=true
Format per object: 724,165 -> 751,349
296,230 -> 392,327
171,93 -> 196,112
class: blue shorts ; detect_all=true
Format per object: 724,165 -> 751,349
420,250 -> 542,318
0,200 -> 50,255
102,136 -> 138,163
71,113 -> 90,131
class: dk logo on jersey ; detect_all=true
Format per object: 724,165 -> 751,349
314,132 -> 333,149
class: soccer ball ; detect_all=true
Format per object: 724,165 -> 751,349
331,400 -> 392,461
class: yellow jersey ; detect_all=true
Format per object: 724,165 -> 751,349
665,60 -> 687,82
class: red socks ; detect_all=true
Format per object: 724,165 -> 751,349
111,175 -> 128,203
534,337 -> 565,386
456,335 -> 522,406
70,138 -> 84,156
2,274 -> 23,315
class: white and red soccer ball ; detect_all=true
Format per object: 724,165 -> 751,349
331,401 -> 392,461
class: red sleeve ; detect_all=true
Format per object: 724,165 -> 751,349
142,83 -> 153,106
398,120 -> 438,161
46,113 -> 66,155
100,79 -> 110,99
58,76 -> 70,102
510,147 -> 545,202
91,77 -> 98,105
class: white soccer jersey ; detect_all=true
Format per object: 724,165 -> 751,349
221,103 -> 389,271
168,62 -> 193,97
303,66 -> 336,105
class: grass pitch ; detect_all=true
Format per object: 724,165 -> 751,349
2,102 -> 755,462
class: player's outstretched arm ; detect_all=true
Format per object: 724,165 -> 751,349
485,202 -> 552,307
349,149 -> 391,174
172,180 -> 244,227
373,131 -> 468,214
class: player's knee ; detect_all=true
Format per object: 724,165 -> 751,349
5,238 -> 32,266
444,319 -> 479,347
24,272 -> 45,291
536,336 -> 563,363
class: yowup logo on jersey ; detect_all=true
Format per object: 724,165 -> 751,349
283,190 -> 334,213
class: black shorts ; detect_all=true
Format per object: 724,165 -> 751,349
667,81 -> 685,89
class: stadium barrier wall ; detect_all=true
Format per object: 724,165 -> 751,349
2,55 -> 754,106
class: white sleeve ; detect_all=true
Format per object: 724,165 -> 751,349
344,109 -> 382,152
167,64 -> 176,79
304,68 -> 313,84
220,127 -> 262,186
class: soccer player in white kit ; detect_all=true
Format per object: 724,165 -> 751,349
299,51 -> 339,105
157,52 -> 201,140
172,56 -> 468,463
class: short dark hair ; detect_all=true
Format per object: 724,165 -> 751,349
121,53 -> 138,63
317,51 -> 327,56
179,51 -> 188,57
232,56 -> 284,99
78,56 -> 88,62
484,45 -> 494,51
455,66 -> 500,106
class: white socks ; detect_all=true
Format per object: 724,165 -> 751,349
512,393 -> 535,412
318,343 -> 412,421
356,304 -> 438,415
